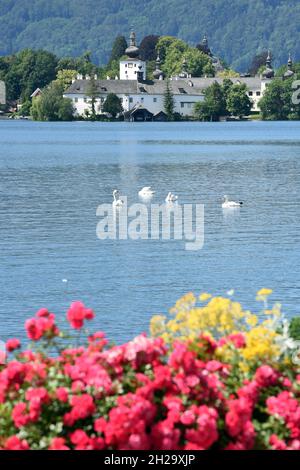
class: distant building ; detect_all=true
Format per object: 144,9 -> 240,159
64,30 -> 205,120
30,88 -> 42,98
0,80 -> 6,106
64,31 -> 275,119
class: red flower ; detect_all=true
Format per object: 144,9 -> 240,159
269,434 -> 287,450
70,430 -> 92,450
64,394 -> 95,426
6,339 -> 21,353
25,311 -> 59,341
66,301 -> 94,330
56,387 -> 69,403
4,436 -> 29,450
49,438 -> 70,450
255,365 -> 279,388
12,402 -> 30,428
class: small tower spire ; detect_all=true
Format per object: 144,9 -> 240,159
283,53 -> 294,79
263,50 -> 274,79
266,50 -> 272,68
153,52 -> 164,80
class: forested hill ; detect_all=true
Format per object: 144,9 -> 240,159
0,0 -> 299,70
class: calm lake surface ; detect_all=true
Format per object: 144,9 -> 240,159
0,121 -> 299,343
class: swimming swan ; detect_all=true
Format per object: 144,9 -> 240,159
222,195 -> 243,208
112,190 -> 124,208
138,187 -> 155,198
165,192 -> 178,203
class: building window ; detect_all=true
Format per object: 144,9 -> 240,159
84,98 -> 88,103
129,97 -> 133,103
180,102 -> 184,108
128,63 -> 133,68
187,103 -> 192,109
249,91 -> 253,96
256,91 -> 261,96
141,97 -> 144,102
153,97 -> 157,102
125,64 -> 127,67
74,98 -> 78,103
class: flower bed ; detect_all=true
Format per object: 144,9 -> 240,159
1,293 -> 300,450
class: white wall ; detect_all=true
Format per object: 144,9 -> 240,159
0,81 -> 6,105
65,92 -> 204,117
119,60 -> 146,80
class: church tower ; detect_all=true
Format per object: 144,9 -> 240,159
119,30 -> 146,80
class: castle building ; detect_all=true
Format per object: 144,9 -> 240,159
64,31 -> 275,120
0,80 -> 6,106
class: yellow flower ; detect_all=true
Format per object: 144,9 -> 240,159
246,314 -> 258,327
199,293 -> 211,302
256,288 -> 273,299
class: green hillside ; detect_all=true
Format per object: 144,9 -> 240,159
0,0 -> 299,70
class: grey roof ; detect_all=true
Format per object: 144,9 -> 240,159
186,77 -> 266,90
64,79 -> 206,96
65,76 -> 269,98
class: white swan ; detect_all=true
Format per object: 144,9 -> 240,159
165,192 -> 178,203
222,195 -> 243,208
112,190 -> 124,208
138,186 -> 155,198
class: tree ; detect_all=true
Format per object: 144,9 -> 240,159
102,93 -> 123,118
156,36 -> 213,78
2,49 -> 58,101
31,82 -> 74,121
55,69 -> 78,91
139,35 -> 160,61
217,69 -> 240,78
248,51 -> 268,76
194,82 -> 226,121
163,80 -> 175,120
86,73 -> 99,120
108,36 -> 127,64
259,77 -> 300,120
226,83 -> 252,118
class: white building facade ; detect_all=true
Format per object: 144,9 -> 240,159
64,31 -> 274,119
0,80 -> 6,105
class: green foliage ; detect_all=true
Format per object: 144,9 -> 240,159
108,36 -> 127,64
248,51 -> 269,76
157,36 -> 213,78
55,69 -> 78,91
289,317 -> 300,340
0,1 -> 299,71
139,35 -> 160,61
86,74 -> 99,120
31,82 -> 74,121
0,49 -> 58,101
226,83 -> 252,117
194,80 -> 252,120
56,54 -> 103,77
102,93 -> 123,118
163,80 -> 175,120
194,82 -> 226,121
259,75 -> 300,120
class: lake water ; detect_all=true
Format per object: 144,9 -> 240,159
0,120 -> 299,344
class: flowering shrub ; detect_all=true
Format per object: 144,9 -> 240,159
150,289 -> 296,371
1,292 -> 300,450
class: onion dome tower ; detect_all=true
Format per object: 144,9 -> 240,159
179,57 -> 189,78
262,50 -> 275,79
119,30 -> 146,80
153,54 -> 164,80
125,30 -> 140,58
283,54 -> 294,79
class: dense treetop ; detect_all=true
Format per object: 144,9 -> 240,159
0,0 -> 299,71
